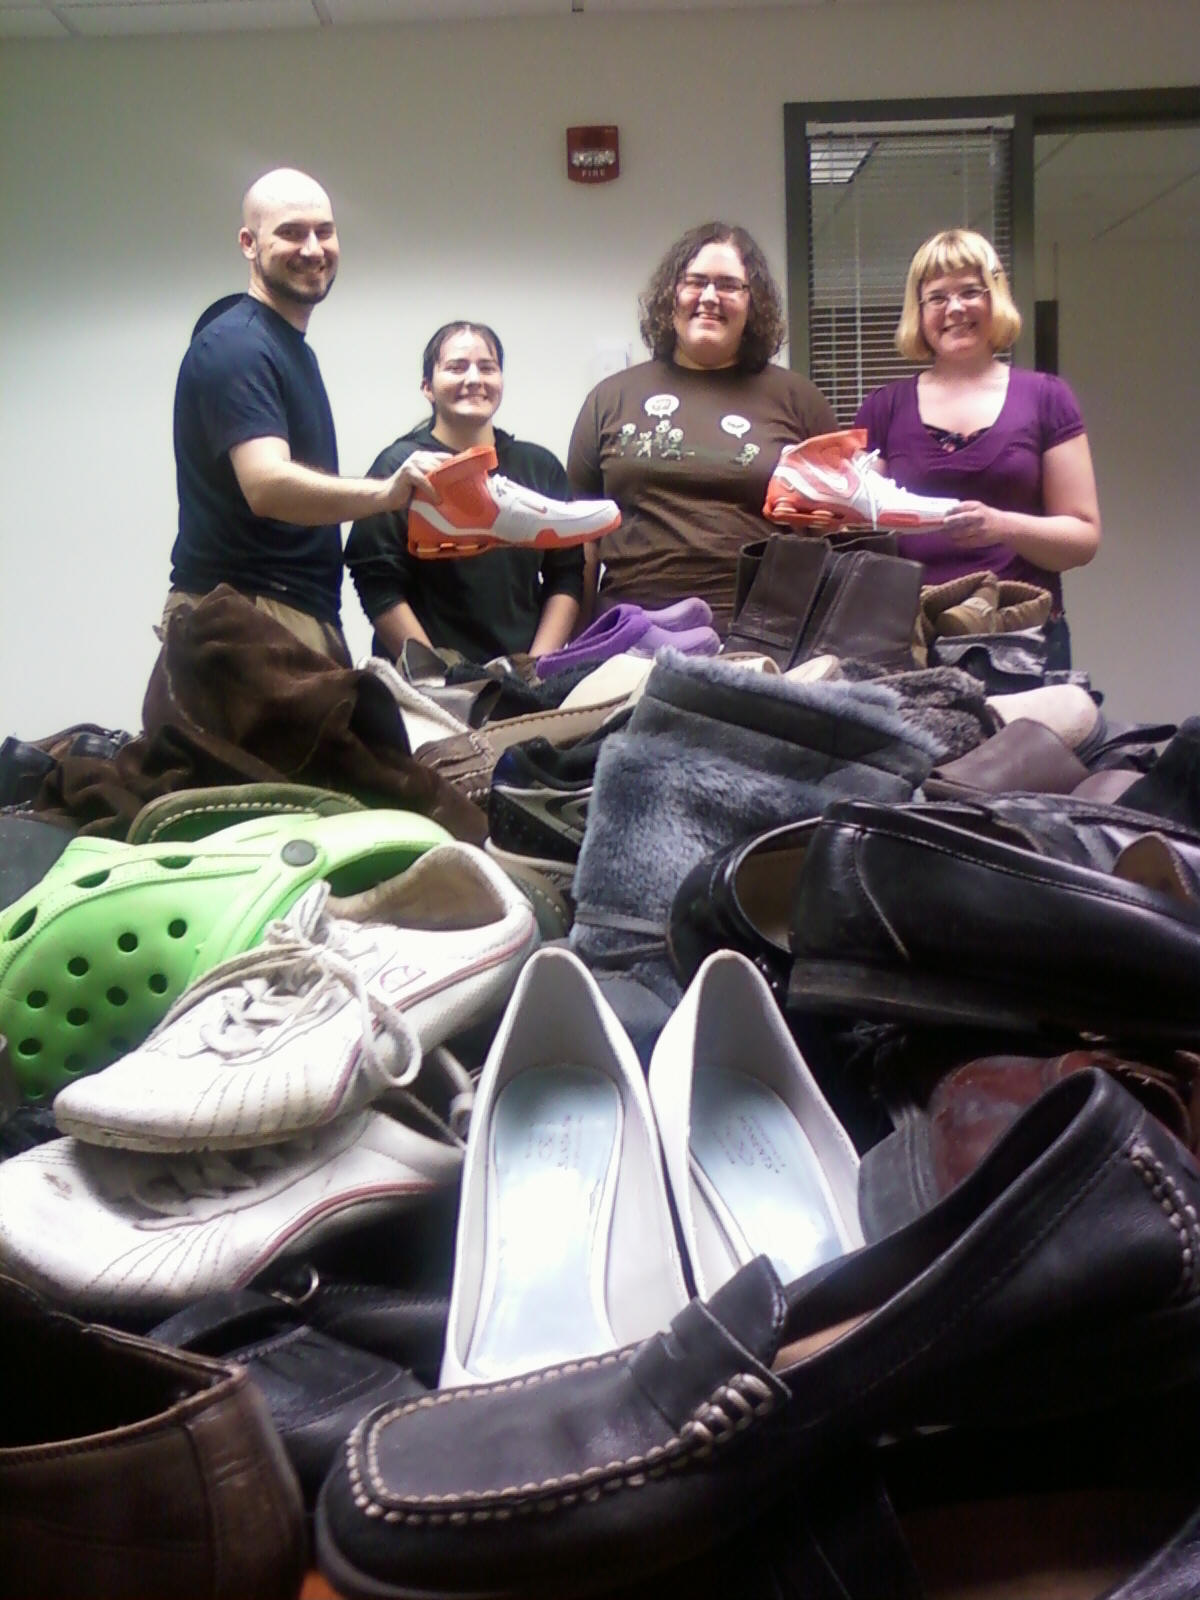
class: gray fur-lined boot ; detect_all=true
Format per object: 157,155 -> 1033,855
568,649 -> 941,1013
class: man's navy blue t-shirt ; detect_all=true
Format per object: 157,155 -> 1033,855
170,295 -> 343,624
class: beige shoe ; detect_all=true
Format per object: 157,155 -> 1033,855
785,653 -> 842,684
987,682 -> 1100,752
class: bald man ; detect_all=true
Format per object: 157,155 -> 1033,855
166,168 -> 442,660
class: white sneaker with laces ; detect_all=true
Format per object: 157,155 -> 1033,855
0,1080 -> 468,1315
765,429 -> 960,531
52,844 -> 536,1153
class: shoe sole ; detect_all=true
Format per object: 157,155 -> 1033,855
786,956 -> 1200,1042
407,510 -> 619,561
315,1495 -> 515,1600
766,495 -> 949,531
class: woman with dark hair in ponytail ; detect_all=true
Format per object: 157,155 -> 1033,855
347,320 -> 584,664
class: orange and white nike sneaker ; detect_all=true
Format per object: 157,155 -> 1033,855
407,445 -> 621,560
764,430 -> 959,531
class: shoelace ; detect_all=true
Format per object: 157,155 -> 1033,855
148,891 -> 421,1097
850,449 -> 946,523
129,1139 -> 313,1218
489,474 -> 551,515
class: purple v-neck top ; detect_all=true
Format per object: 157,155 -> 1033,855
854,367 -> 1086,608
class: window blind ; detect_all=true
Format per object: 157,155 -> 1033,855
807,121 -> 1014,425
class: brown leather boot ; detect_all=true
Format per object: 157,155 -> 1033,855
724,535 -> 832,666
795,547 -> 924,672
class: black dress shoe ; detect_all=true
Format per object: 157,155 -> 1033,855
151,1288 -> 425,1508
666,818 -> 817,991
253,1262 -> 450,1389
786,797 -> 1200,1040
935,790 -> 1200,874
315,1070 -> 1200,1599
671,792 -> 1200,1004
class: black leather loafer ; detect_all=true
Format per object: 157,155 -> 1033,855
787,797 -> 1200,1039
666,819 -> 817,992
316,1070 -> 1200,1599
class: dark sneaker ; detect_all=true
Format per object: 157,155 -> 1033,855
485,721 -> 627,895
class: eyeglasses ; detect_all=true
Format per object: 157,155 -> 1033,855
677,273 -> 750,299
920,286 -> 990,312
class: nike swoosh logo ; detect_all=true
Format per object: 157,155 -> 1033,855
800,462 -> 855,495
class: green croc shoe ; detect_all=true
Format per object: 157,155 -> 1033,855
0,808 -> 450,1101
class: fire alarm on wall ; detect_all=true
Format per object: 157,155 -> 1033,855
566,125 -> 620,184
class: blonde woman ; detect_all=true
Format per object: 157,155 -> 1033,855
855,228 -> 1100,667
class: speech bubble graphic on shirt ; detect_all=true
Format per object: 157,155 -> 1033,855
644,394 -> 680,419
721,414 -> 751,438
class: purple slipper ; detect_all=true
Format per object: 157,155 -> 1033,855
642,598 -> 713,631
629,623 -> 721,659
536,607 -> 653,677
537,599 -> 716,679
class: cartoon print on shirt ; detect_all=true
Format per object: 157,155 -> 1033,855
613,396 -> 764,465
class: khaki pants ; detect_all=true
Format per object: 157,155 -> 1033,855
161,589 -> 352,668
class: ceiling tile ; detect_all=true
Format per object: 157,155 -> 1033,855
57,0 -> 321,36
582,0 -> 822,9
0,5 -> 69,31
321,0 -> 566,18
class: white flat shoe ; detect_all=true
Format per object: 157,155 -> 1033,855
649,949 -> 863,1296
440,947 -> 688,1387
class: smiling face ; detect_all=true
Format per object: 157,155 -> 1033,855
422,327 -> 504,445
918,267 -> 994,364
671,240 -> 750,370
240,171 -> 339,327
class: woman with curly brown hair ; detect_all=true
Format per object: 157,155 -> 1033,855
567,222 -> 834,635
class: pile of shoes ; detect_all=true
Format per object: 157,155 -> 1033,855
6,574 -> 1200,1599
0,819 -> 536,1318
308,673 -> 1200,1598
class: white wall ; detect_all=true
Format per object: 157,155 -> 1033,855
1,0 -> 1197,737
1057,235 -> 1200,724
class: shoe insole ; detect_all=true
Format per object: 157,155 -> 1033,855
465,1064 -> 622,1380
689,1066 -> 847,1283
